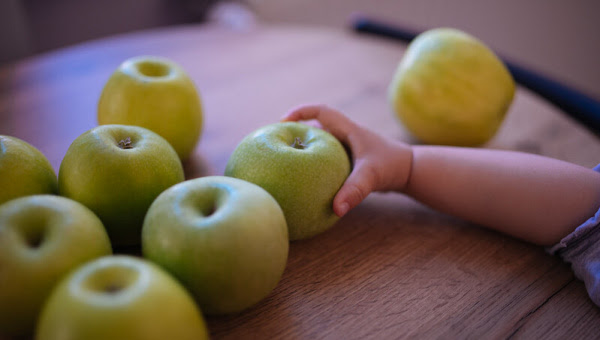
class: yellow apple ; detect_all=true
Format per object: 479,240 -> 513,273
142,176 -> 289,315
0,195 -> 111,338
36,256 -> 209,340
389,28 -> 515,146
0,135 -> 57,205
58,125 -> 184,246
98,56 -> 203,160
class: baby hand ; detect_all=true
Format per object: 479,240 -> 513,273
282,105 -> 413,217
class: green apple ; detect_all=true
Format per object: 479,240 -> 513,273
58,124 -> 184,246
0,135 -> 57,205
389,28 -> 515,146
97,56 -> 203,160
225,122 -> 351,240
0,195 -> 111,338
142,176 -> 288,315
36,255 -> 209,340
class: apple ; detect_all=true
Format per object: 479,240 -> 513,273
142,176 -> 288,315
225,122 -> 351,240
58,124 -> 184,246
36,255 -> 209,340
0,135 -> 58,205
389,28 -> 515,146
97,55 -> 203,160
0,195 -> 111,338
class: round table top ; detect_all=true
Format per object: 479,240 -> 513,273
1,23 -> 599,339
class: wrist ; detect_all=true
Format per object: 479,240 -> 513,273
381,140 -> 413,192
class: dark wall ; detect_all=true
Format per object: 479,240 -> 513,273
0,0 -> 220,64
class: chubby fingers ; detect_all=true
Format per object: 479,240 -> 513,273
281,104 -> 356,144
283,104 -> 375,217
333,159 -> 377,217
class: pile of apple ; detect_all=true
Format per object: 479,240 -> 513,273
1,28 -> 515,339
0,56 -> 350,339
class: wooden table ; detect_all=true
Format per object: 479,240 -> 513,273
1,23 -> 599,339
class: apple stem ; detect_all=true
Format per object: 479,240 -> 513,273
291,137 -> 307,149
118,137 -> 133,149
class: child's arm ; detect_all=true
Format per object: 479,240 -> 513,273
407,145 -> 600,245
283,105 -> 600,246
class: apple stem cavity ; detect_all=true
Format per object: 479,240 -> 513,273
21,223 -> 47,249
104,283 -> 124,294
26,230 -> 45,248
136,60 -> 170,78
291,137 -> 307,150
118,137 -> 133,149
201,203 -> 217,217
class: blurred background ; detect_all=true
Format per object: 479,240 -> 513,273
1,0 -> 598,99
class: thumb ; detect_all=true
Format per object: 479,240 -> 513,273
333,160 -> 376,217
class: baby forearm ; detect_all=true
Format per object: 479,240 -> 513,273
403,145 -> 600,245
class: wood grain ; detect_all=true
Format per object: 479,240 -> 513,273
1,23 -> 599,339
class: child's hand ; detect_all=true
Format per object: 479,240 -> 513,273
282,105 -> 413,217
